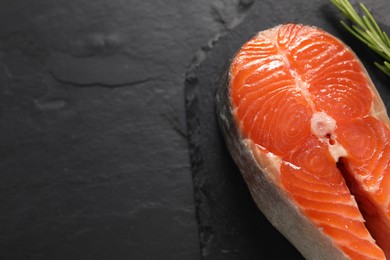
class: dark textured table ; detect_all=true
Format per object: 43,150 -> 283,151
0,0 -> 218,259
1,0 -> 389,259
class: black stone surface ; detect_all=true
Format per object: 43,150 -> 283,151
0,0 -> 256,259
186,0 -> 390,259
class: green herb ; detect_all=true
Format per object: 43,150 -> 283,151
331,0 -> 390,76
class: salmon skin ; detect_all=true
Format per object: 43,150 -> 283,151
216,24 -> 390,260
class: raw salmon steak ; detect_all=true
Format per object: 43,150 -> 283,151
216,24 -> 390,259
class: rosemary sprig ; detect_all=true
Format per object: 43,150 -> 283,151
331,0 -> 390,76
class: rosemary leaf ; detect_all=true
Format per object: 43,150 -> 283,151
332,0 -> 390,76
360,4 -> 385,42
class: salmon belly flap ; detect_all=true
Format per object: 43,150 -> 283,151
229,24 -> 390,259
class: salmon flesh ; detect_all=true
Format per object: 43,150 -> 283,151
216,24 -> 390,260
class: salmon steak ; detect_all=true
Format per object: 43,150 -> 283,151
216,24 -> 390,259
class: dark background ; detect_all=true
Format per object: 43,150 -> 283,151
0,0 -> 389,259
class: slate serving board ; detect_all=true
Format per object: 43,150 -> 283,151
186,0 -> 390,259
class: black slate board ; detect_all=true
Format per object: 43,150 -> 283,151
186,0 -> 390,259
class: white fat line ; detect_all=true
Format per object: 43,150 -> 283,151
284,161 -> 301,170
